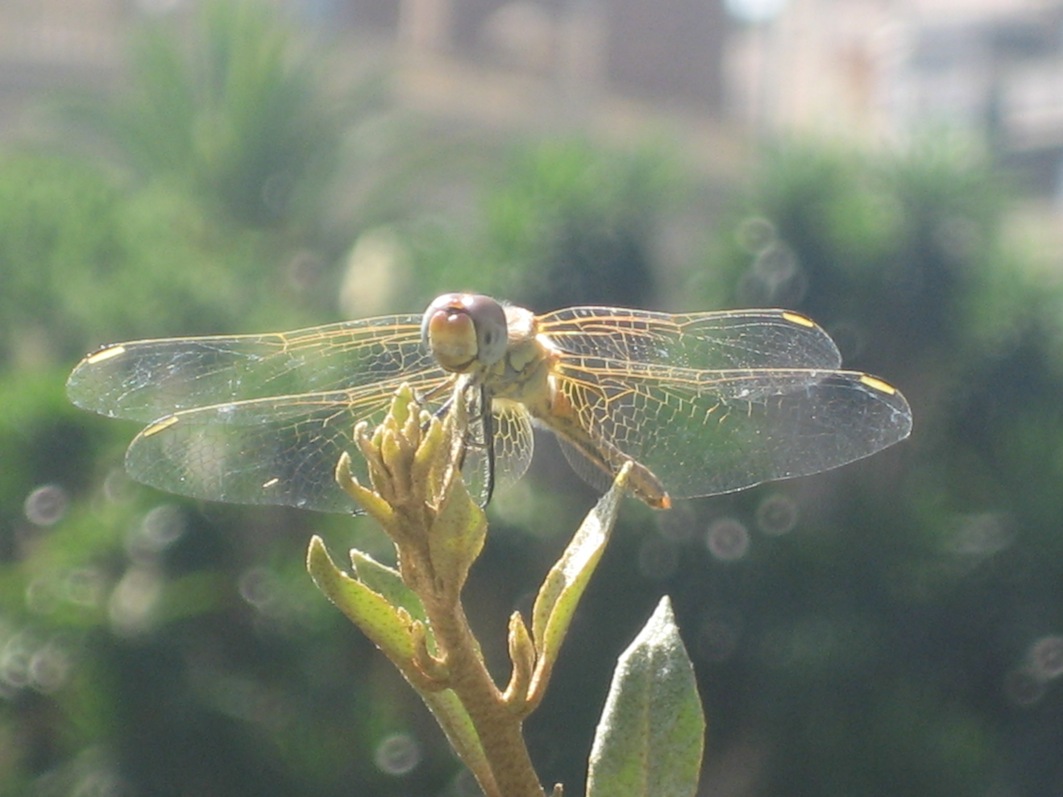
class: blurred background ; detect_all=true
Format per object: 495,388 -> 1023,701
2,0 -> 1063,795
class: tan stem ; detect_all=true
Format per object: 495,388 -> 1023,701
425,596 -> 545,797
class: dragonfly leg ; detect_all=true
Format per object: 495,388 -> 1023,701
479,384 -> 496,504
447,384 -> 496,505
420,380 -> 498,506
414,377 -> 454,410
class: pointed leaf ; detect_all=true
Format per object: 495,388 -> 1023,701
348,550 -> 425,620
306,536 -> 413,662
310,541 -> 489,784
529,463 -> 631,700
308,544 -> 488,782
427,475 -> 487,601
587,597 -> 705,797
349,550 -> 436,654
418,689 -> 493,792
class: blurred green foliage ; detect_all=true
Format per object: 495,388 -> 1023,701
2,3 -> 1062,797
665,141 -> 1063,797
59,1 -> 352,231
0,151 -> 278,363
404,137 -> 683,312
476,138 -> 679,308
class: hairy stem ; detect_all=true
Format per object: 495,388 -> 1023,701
424,592 -> 544,797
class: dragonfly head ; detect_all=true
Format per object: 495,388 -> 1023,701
422,293 -> 508,373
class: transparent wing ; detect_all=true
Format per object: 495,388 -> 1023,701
492,401 -> 535,489
68,301 -> 904,511
123,372 -> 449,513
539,306 -> 842,370
429,395 -> 534,507
552,357 -> 912,499
120,374 -> 534,514
66,315 -> 429,422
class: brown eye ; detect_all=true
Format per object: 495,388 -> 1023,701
464,295 -> 508,366
421,294 -> 507,372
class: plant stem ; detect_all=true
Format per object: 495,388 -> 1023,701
425,596 -> 544,797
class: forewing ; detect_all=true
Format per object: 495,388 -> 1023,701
539,306 -> 842,370
553,357 -> 911,499
124,373 -> 449,513
66,315 -> 429,422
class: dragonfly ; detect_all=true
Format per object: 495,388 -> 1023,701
67,293 -> 912,513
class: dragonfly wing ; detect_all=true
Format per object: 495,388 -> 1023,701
449,394 -> 534,505
555,435 -> 614,495
454,386 -> 491,506
124,374 -> 449,513
540,307 -> 842,370
492,401 -> 534,490
67,315 -> 429,422
553,358 -> 912,499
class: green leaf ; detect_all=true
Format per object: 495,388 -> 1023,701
349,549 -> 435,653
309,539 -> 490,784
586,596 -> 705,797
427,474 -> 487,602
417,688 -> 492,790
305,536 -> 413,663
529,463 -> 631,701
344,559 -> 491,789
348,550 -> 424,619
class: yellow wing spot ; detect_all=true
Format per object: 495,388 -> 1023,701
781,311 -> 816,329
85,345 -> 127,364
859,374 -> 897,395
141,415 -> 180,437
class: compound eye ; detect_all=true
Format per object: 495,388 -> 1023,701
421,294 -> 507,373
465,295 -> 508,366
